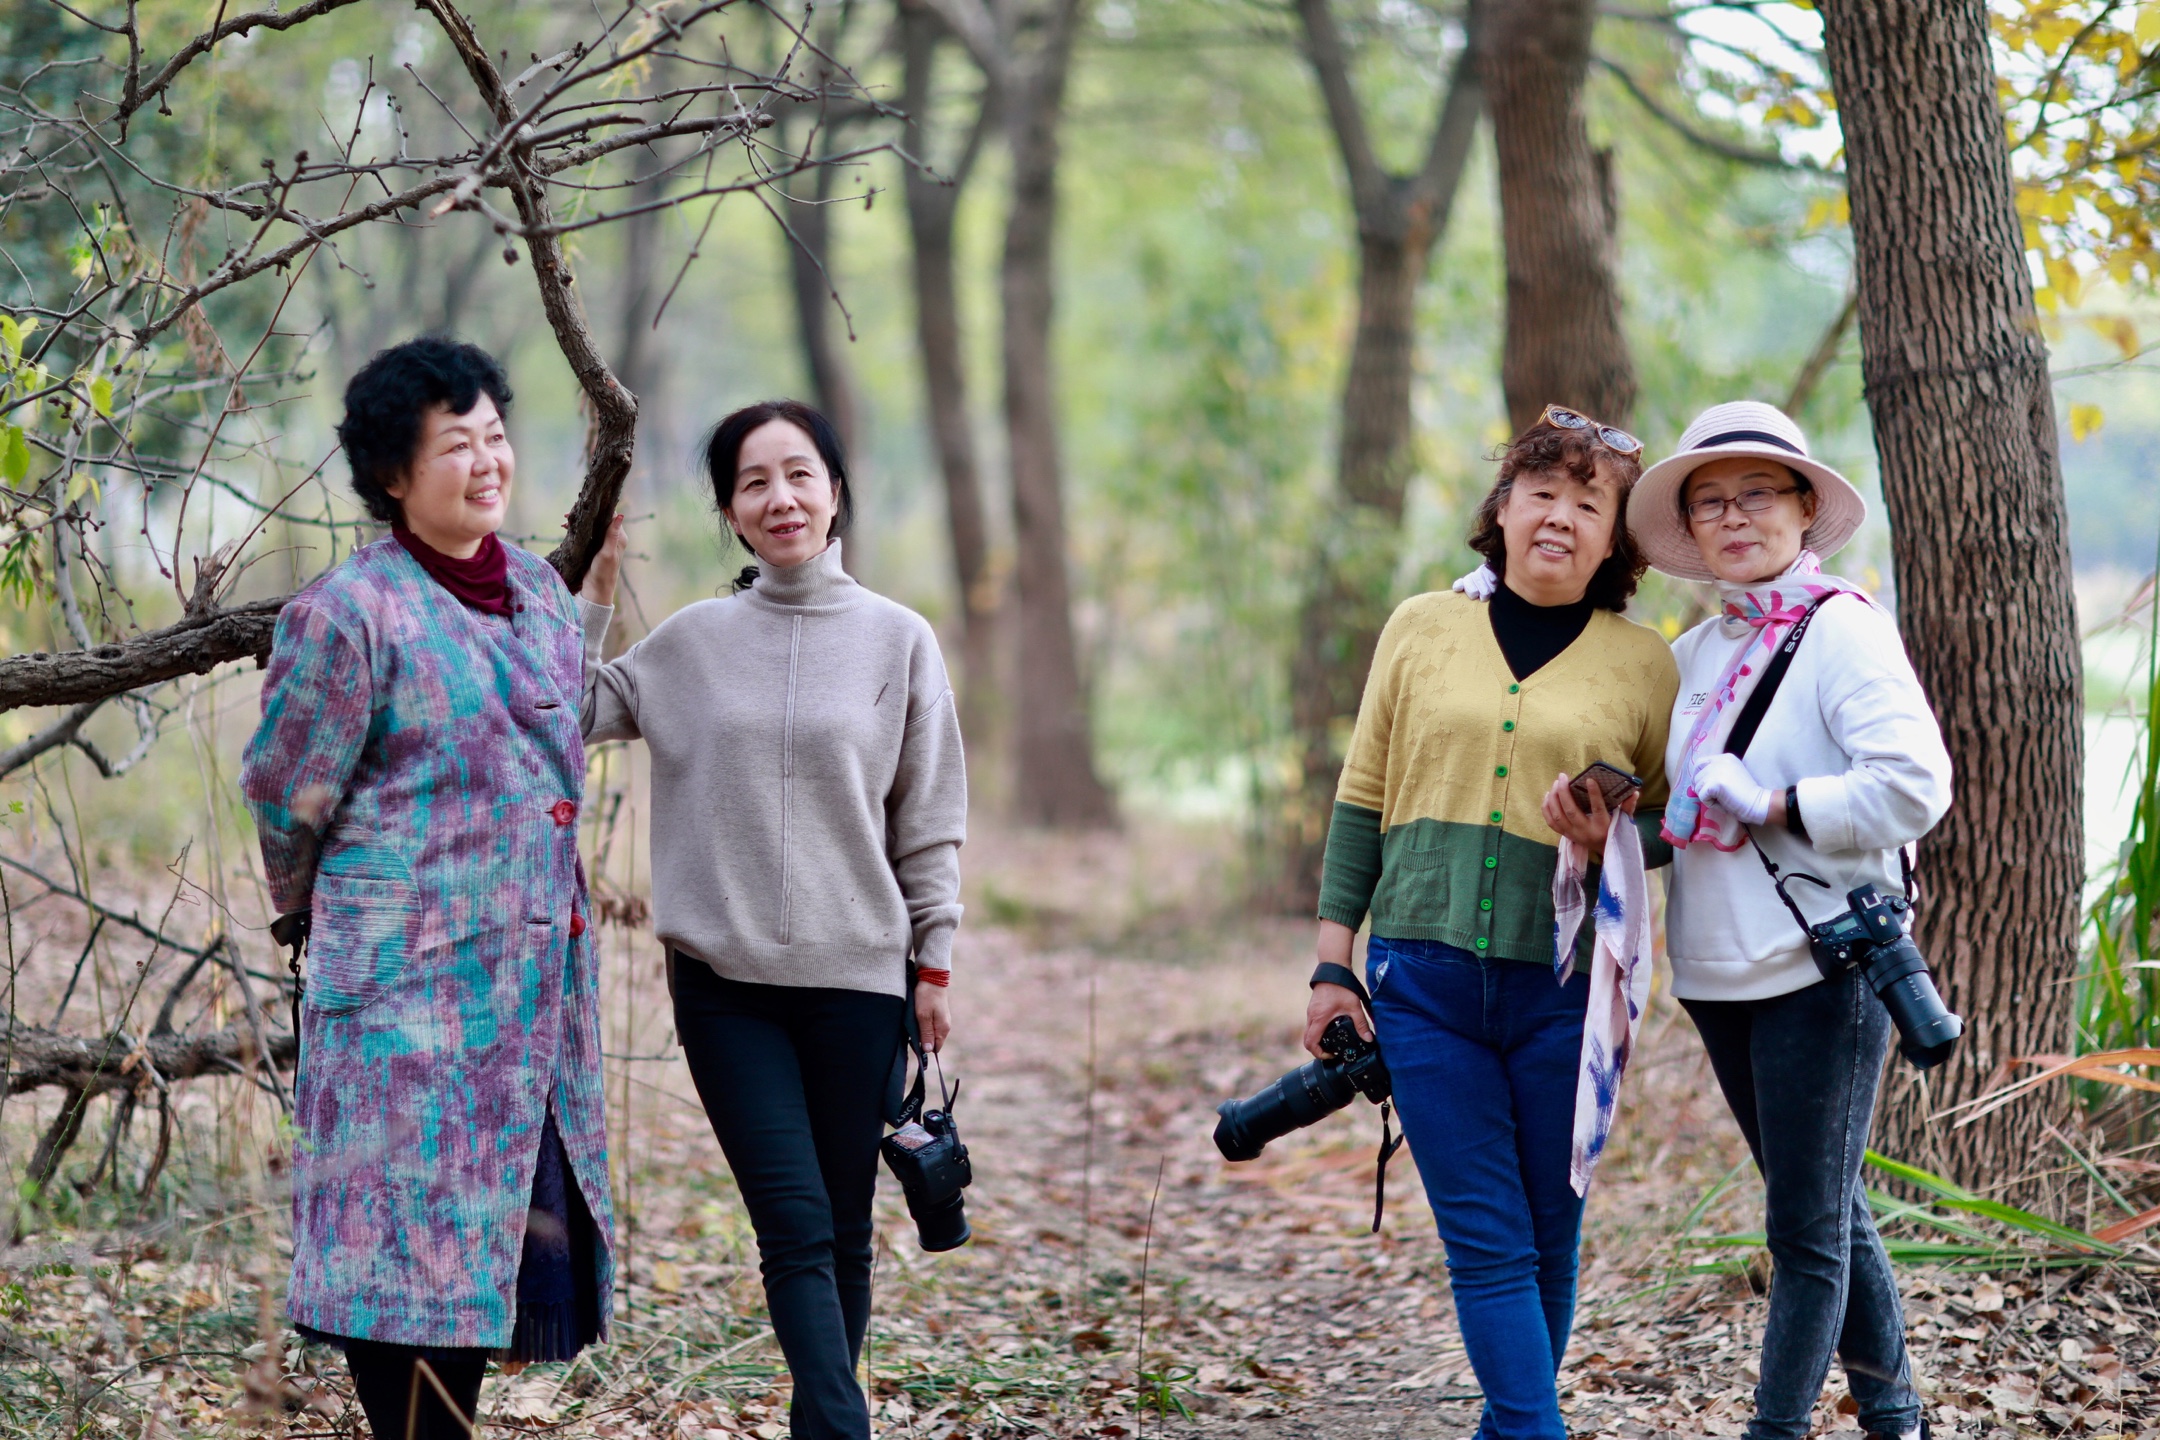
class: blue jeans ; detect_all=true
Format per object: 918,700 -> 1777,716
1368,936 -> 1591,1440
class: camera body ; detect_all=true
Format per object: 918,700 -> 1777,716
882,1105 -> 973,1251
1213,1015 -> 1392,1162
1808,883 -> 1963,1069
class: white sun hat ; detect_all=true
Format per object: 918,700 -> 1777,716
1630,400 -> 1868,582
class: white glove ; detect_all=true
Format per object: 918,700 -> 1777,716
1452,563 -> 1498,600
1699,799 -> 1749,850
1693,753 -> 1774,827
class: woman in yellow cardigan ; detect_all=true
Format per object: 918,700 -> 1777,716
1306,407 -> 1678,1440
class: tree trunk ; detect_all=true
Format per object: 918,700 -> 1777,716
902,2 -> 1001,753
1281,2 -> 1480,903
1817,0 -> 2082,1199
1001,0 -> 1115,827
1482,0 -> 1634,433
785,157 -> 863,463
614,172 -> 669,420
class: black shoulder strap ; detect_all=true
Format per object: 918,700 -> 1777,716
1724,593 -> 1840,760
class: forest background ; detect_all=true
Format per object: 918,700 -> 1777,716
1,1 -> 2160,1437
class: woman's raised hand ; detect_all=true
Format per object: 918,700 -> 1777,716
580,514 -> 628,608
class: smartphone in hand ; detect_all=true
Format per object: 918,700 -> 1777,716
1568,761 -> 1642,814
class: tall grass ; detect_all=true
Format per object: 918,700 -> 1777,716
2081,571 -> 2160,1132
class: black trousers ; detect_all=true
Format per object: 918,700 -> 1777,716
672,953 -> 906,1440
1682,967 -> 1920,1440
344,1339 -> 487,1440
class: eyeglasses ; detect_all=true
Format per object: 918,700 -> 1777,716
1541,404 -> 1642,456
1684,486 -> 1801,525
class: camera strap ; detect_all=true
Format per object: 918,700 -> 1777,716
891,966 -> 959,1129
1307,962 -> 1401,1234
270,910 -> 310,1066
1371,1102 -> 1404,1235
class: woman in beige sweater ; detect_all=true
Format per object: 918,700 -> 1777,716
576,400 -> 965,1440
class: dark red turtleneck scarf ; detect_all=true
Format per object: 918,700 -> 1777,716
393,525 -> 515,618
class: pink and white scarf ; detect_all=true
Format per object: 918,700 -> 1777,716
1662,551 -> 1867,851
1553,806 -> 1652,1195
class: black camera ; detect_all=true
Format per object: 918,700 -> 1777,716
882,1097 -> 972,1251
1214,1015 -> 1392,1162
1807,883 -> 1963,1069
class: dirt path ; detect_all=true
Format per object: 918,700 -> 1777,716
0,826 -> 2154,1439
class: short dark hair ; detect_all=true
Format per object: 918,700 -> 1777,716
1467,415 -> 1648,612
337,337 -> 513,524
702,399 -> 855,554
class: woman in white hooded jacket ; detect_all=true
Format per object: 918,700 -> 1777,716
1633,402 -> 1951,1440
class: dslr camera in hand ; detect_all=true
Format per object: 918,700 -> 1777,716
883,1103 -> 972,1252
1214,1014 -> 1392,1162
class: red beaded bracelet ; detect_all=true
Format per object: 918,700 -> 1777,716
917,968 -> 951,987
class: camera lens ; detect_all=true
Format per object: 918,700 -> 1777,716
912,1191 -> 971,1252
1213,1055 -> 1361,1161
1859,936 -> 1962,1070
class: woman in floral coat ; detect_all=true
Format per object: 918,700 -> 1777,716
241,338 -> 613,1440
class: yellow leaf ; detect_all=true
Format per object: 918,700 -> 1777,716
651,1259 -> 683,1293
2070,402 -> 2105,442
2088,314 -> 2141,359
1802,194 -> 1848,233
2137,3 -> 2160,48
89,376 -> 111,417
65,471 -> 87,505
0,317 -> 17,363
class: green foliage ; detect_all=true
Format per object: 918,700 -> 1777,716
1676,1151 -> 2123,1277
2083,559 -> 2160,1115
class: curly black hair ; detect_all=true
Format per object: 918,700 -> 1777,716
336,337 -> 513,525
703,400 -> 854,587
1465,416 -> 1648,612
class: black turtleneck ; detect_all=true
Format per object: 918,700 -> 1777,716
1488,578 -> 1596,681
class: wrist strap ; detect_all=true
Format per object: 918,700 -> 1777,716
1310,961 -> 1370,1003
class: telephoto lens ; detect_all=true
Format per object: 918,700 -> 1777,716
884,1108 -> 972,1251
1848,889 -> 1962,1068
1214,1015 -> 1391,1162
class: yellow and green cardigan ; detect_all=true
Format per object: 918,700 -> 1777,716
1319,590 -> 1681,964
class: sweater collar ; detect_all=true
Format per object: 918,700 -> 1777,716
750,539 -> 858,609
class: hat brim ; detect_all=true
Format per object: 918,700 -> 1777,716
1628,444 -> 1868,583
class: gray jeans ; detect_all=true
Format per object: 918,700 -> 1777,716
1682,966 -> 1922,1440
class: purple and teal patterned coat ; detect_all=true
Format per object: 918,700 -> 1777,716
240,537 -> 615,1348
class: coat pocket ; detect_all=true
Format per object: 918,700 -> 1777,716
306,875 -> 423,1014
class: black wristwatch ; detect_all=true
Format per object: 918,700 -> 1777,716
1785,785 -> 1809,841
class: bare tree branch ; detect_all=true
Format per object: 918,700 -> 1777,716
0,600 -> 283,714
115,0 -> 373,128
1594,55 -> 1827,173
415,0 -> 639,594
7,1019 -> 295,1099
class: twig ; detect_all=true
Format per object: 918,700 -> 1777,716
1134,1153 -> 1165,1438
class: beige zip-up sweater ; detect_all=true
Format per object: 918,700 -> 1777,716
579,543 -> 966,996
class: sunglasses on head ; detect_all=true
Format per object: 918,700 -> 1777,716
1540,404 -> 1643,456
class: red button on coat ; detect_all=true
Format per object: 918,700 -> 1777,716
569,913 -> 587,938
551,800 -> 578,826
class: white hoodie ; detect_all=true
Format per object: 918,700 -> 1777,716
1663,589 -> 1953,1002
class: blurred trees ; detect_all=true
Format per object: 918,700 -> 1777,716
1485,0 -> 1635,433
1282,0 -> 1481,901
899,0 -> 999,748
925,0 -> 1117,825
